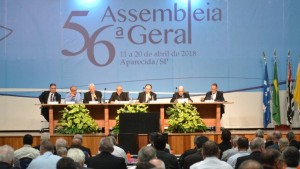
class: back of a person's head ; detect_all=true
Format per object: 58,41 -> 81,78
262,149 -> 282,168
196,135 -> 209,149
73,134 -> 83,141
238,160 -> 263,169
153,134 -> 166,151
23,134 -> 33,145
0,145 -> 14,164
286,131 -> 295,141
221,130 -> 231,142
136,162 -> 156,169
232,135 -> 240,147
56,157 -> 78,169
55,138 -> 68,150
202,140 -> 219,158
99,137 -> 114,153
237,136 -> 249,150
40,140 -> 54,153
266,133 -> 273,142
149,159 -> 166,169
250,137 -> 265,151
57,147 -> 68,157
272,131 -> 282,140
71,138 -> 82,148
278,138 -> 289,149
255,129 -> 264,138
108,136 -> 117,146
282,146 -> 300,167
40,132 -> 50,142
67,148 -> 85,165
138,146 -> 156,162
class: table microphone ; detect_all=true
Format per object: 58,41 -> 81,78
174,87 -> 178,100
103,88 -> 106,103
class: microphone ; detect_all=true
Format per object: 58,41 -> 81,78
174,87 -> 178,100
103,88 -> 106,103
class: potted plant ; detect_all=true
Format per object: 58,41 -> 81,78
55,104 -> 99,134
166,103 -> 207,133
112,104 -> 148,134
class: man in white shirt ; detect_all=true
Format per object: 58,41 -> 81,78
190,140 -> 233,169
227,137 -> 250,168
14,134 -> 40,160
221,135 -> 240,161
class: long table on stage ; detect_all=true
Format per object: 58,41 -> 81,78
40,102 -> 232,135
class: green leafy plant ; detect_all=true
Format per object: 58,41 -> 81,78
112,104 -> 148,134
166,103 -> 207,133
55,104 -> 99,134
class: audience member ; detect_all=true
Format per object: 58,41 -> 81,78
138,146 -> 157,162
265,133 -> 273,148
153,134 -> 179,169
267,131 -> 282,151
27,141 -> 61,169
235,137 -> 265,169
56,157 -> 78,169
71,134 -> 92,157
219,130 -> 232,158
33,132 -> 50,150
86,137 -> 126,169
14,134 -> 39,160
183,135 -> 209,169
135,162 -> 156,169
278,138 -> 289,152
56,147 -> 68,157
148,132 -> 171,153
150,159 -> 166,169
0,145 -> 19,169
286,131 -> 300,150
55,138 -> 68,156
108,136 -> 128,164
282,146 -> 300,168
190,140 -> 233,169
255,129 -> 264,138
227,137 -> 250,168
179,135 -> 199,167
261,149 -> 285,169
238,160 -> 263,169
222,135 -> 240,161
67,148 -> 88,169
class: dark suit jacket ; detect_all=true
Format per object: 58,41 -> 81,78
39,91 -> 61,104
0,162 -> 19,169
137,91 -> 157,103
156,150 -> 180,169
289,140 -> 300,149
109,92 -> 129,103
86,152 -> 127,169
183,151 -> 204,169
179,148 -> 198,167
170,92 -> 193,103
39,91 -> 61,121
83,91 -> 102,103
219,141 -> 232,158
235,151 -> 262,169
204,91 -> 225,115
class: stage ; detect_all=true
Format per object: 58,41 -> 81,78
1,130 -> 299,155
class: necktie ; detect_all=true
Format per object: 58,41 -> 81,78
51,93 -> 54,101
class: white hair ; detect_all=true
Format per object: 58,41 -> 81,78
67,148 -> 85,164
88,83 -> 95,88
40,132 -> 50,142
55,138 -> 67,150
0,145 -> 15,163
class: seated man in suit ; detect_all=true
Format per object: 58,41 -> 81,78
83,83 -> 102,103
204,83 -> 225,117
86,137 -> 127,169
170,86 -> 193,103
39,83 -> 61,121
65,86 -> 81,103
137,84 -> 157,103
109,85 -> 129,103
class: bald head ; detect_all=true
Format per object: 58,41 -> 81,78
178,86 -> 185,96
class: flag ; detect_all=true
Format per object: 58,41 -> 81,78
272,60 -> 281,125
263,63 -> 271,128
294,60 -> 300,109
286,59 -> 294,124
